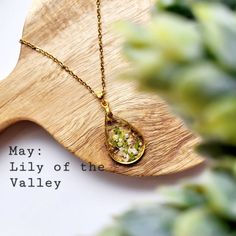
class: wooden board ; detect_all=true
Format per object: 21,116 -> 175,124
0,0 -> 203,176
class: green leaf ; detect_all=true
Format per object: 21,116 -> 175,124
174,207 -> 231,236
156,0 -> 236,16
160,185 -> 206,209
149,14 -> 202,62
116,205 -> 179,236
213,157 -> 236,176
98,225 -> 129,236
197,141 -> 236,159
173,62 -> 236,117
193,3 -> 236,72
155,0 -> 195,19
196,96 -> 236,145
114,21 -> 152,48
197,172 -> 236,220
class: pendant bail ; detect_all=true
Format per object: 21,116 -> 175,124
100,99 -> 113,118
97,91 -> 105,99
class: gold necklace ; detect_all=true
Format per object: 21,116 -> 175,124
20,0 -> 145,165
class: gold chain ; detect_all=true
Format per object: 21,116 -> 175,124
20,0 -> 106,101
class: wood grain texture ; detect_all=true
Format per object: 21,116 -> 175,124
0,0 -> 203,176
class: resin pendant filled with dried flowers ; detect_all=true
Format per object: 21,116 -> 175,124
102,100 -> 145,165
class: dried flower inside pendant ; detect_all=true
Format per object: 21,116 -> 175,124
105,115 -> 145,165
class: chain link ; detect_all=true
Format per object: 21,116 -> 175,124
96,0 -> 106,97
20,0 -> 106,101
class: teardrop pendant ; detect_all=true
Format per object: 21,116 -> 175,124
105,114 -> 145,165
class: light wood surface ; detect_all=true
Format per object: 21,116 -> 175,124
0,0 -> 203,176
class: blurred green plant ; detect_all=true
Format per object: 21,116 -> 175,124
98,0 -> 236,235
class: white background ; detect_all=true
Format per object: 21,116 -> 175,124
0,1 -> 203,236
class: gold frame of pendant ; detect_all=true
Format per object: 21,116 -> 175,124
105,115 -> 146,165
